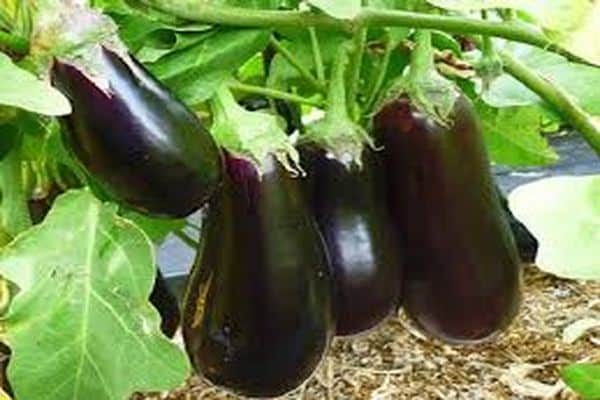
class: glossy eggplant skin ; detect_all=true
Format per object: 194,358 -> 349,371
51,48 -> 222,218
374,95 -> 521,344
183,154 -> 334,398
302,147 -> 402,336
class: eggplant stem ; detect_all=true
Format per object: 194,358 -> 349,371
229,81 -> 323,108
308,27 -> 325,85
347,27 -> 368,121
365,33 -> 394,112
269,36 -> 326,93
499,50 -> 600,157
140,1 -> 593,67
0,140 -> 32,236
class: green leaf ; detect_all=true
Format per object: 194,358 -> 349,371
0,54 -> 71,116
562,363 -> 600,399
308,0 -> 361,19
484,44 -> 600,116
475,101 -> 559,166
508,176 -> 600,280
150,29 -> 270,104
0,190 -> 190,400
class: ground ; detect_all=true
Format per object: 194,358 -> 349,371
137,266 -> 600,399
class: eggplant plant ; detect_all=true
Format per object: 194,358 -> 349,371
0,0 -> 598,399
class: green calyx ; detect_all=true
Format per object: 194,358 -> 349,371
302,43 -> 375,169
210,84 -> 303,176
377,30 -> 459,128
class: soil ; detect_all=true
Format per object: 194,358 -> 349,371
138,266 -> 600,400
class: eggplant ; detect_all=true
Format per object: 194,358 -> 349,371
494,184 -> 538,263
182,154 -> 334,397
150,270 -> 181,338
374,95 -> 521,344
302,147 -> 402,336
50,47 -> 223,218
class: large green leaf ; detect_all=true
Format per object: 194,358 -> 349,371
562,363 -> 600,399
484,44 -> 600,116
0,54 -> 70,116
508,176 -> 600,280
427,0 -> 598,65
150,29 -> 270,104
476,101 -> 559,166
0,190 -> 190,400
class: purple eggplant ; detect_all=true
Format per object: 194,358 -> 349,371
182,154 -> 334,397
374,95 -> 521,344
51,47 -> 222,218
302,147 -> 403,336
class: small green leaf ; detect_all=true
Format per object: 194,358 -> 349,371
508,176 -> 600,280
562,363 -> 600,399
308,0 -> 361,19
476,101 -> 559,166
0,54 -> 71,116
0,189 -> 190,400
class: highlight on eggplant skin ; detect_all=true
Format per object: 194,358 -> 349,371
374,94 -> 522,344
301,147 -> 403,336
182,154 -> 335,398
50,47 -> 223,218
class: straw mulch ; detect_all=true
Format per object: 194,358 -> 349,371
138,266 -> 600,399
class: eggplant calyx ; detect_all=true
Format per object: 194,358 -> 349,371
303,116 -> 376,170
301,43 -> 376,169
33,3 -> 125,80
376,30 -> 459,128
210,85 -> 304,177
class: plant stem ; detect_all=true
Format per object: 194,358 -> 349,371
229,81 -> 323,107
269,36 -> 325,92
365,33 -> 394,111
500,50 -> 600,156
326,46 -> 351,119
0,142 -> 32,237
347,27 -> 368,121
140,1 -> 591,66
0,31 -> 29,55
308,27 -> 325,84
480,11 -> 495,58
409,30 -> 434,80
